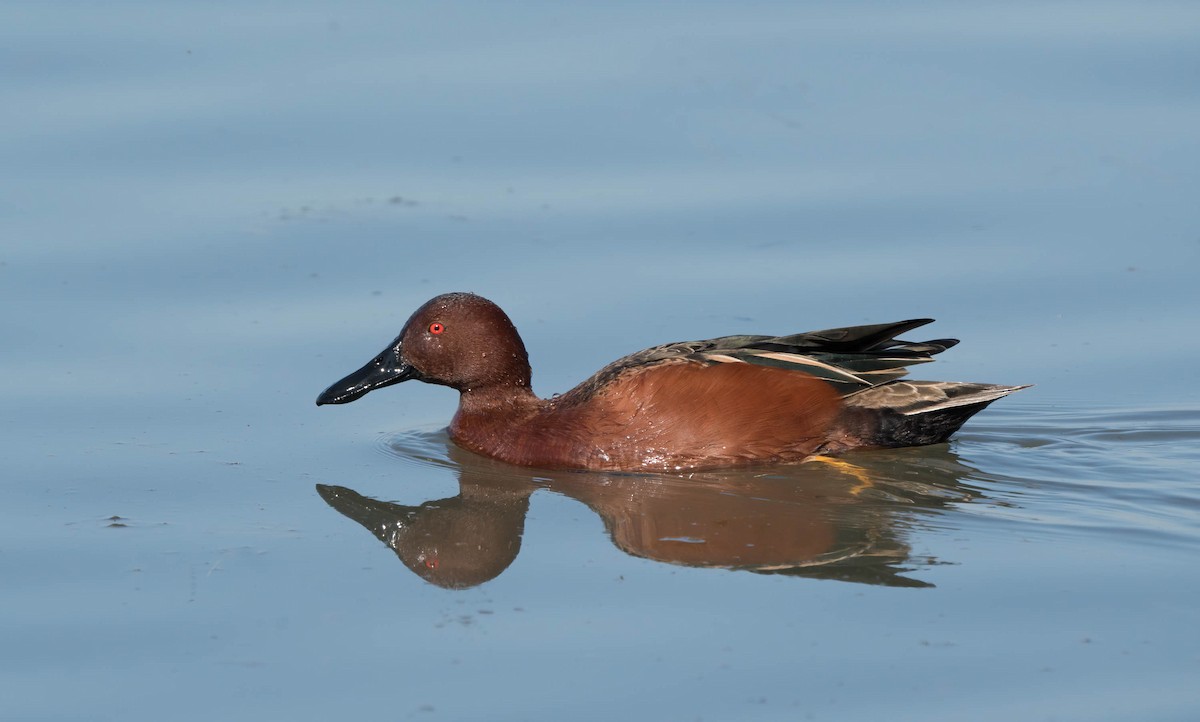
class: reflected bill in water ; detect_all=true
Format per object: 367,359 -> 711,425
317,430 -> 992,589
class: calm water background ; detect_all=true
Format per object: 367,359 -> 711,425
4,2 -> 1199,720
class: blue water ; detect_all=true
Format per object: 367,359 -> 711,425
3,2 -> 1199,720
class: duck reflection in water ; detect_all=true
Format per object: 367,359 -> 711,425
317,431 -> 992,589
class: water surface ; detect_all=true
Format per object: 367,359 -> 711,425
3,2 -> 1199,720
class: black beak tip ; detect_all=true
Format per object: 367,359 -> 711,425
315,386 -> 362,406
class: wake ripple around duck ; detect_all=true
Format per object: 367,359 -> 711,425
953,401 -> 1200,550
366,402 -> 1200,552
373,425 -> 457,472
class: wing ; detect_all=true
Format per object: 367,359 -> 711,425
563,319 -> 959,402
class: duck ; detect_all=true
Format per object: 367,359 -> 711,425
316,292 -> 1026,472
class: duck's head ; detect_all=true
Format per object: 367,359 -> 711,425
316,292 -> 531,405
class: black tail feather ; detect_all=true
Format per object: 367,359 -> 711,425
832,381 -> 1028,449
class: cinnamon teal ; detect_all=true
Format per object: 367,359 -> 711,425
316,292 -> 1026,472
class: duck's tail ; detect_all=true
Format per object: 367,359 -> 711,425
830,381 -> 1030,450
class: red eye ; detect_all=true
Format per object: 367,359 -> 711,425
429,322 -> 444,335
